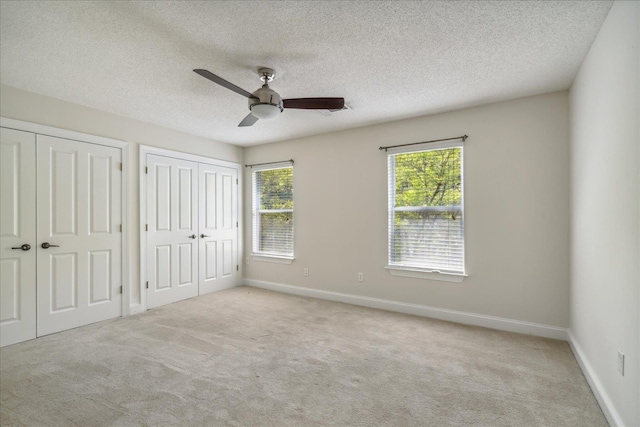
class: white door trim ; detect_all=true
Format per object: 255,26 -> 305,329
138,145 -> 242,313
0,117 -> 131,316
138,145 -> 240,169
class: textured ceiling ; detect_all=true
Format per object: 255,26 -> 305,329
0,1 -> 612,146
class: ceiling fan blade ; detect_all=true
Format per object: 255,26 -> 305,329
238,113 -> 259,127
283,98 -> 345,110
194,69 -> 257,99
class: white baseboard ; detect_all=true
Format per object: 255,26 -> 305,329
243,279 -> 569,340
568,332 -> 624,427
127,282 -> 238,316
128,304 -> 145,315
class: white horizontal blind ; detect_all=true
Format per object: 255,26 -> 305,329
388,145 -> 464,274
252,166 -> 294,256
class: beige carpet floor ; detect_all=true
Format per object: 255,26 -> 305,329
1,286 -> 606,427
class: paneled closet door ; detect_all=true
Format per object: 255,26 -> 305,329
36,135 -> 122,337
0,128 -> 36,347
198,163 -> 238,295
146,154 -> 199,309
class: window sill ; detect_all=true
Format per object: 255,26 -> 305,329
386,266 -> 467,282
252,254 -> 294,264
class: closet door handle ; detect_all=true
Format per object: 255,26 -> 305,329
188,234 -> 197,239
11,244 -> 31,251
41,242 -> 59,249
200,234 -> 210,238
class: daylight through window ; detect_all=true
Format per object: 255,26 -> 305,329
252,165 -> 294,257
388,145 -> 465,274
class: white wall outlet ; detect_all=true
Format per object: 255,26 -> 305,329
246,257 -> 250,263
304,267 -> 309,277
357,272 -> 364,282
617,350 -> 624,376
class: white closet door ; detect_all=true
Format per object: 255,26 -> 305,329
0,128 -> 36,347
146,154 -> 199,309
36,135 -> 122,336
198,163 -> 238,294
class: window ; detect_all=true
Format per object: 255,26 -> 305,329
387,144 -> 465,276
252,165 -> 294,258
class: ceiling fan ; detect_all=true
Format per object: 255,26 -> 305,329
194,67 -> 345,127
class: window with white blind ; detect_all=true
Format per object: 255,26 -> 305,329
387,144 -> 465,276
252,165 -> 294,258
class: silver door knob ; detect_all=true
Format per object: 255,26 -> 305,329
41,242 -> 60,249
188,234 -> 197,239
200,234 -> 210,238
11,244 -> 31,251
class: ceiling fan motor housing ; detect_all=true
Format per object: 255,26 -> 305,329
249,85 -> 283,119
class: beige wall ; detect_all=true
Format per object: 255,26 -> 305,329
0,84 -> 244,306
244,91 -> 571,328
569,1 -> 639,425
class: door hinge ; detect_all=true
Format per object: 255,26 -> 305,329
119,286 -> 123,294
236,221 -> 238,227
119,163 -> 123,171
119,224 -> 122,232
146,281 -> 149,289
145,166 -> 148,174
236,265 -> 239,271
146,224 -> 148,231
236,178 -> 238,184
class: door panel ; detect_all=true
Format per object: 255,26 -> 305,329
156,164 -> 171,231
178,168 -> 193,230
204,172 -> 216,229
146,155 -> 198,309
51,253 -> 77,312
222,239 -> 234,277
198,163 -> 238,295
52,149 -> 77,235
37,135 -> 122,336
0,128 -> 36,347
89,154 -> 112,234
0,259 -> 20,321
221,174 -> 233,229
205,241 -> 217,280
156,246 -> 171,289
179,244 -> 192,285
89,250 -> 111,304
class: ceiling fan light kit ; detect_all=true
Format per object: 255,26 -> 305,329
250,102 -> 282,120
194,67 -> 345,127
249,70 -> 283,119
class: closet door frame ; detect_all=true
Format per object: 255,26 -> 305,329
0,117 -> 131,316
139,145 -> 242,312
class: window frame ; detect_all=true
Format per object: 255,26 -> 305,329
386,140 -> 467,282
251,162 -> 294,262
